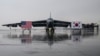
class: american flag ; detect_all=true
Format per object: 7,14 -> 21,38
21,21 -> 32,29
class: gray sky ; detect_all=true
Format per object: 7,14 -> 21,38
0,0 -> 100,29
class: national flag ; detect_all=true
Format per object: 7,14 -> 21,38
71,21 -> 82,29
21,21 -> 32,29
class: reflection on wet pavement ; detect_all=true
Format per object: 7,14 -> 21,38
4,29 -> 98,44
0,29 -> 100,56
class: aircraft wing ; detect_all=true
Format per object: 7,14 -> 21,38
54,20 -> 71,27
2,23 -> 21,27
32,20 -> 47,27
2,20 -> 47,27
2,20 -> 71,27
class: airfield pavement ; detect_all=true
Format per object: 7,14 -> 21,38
0,29 -> 100,56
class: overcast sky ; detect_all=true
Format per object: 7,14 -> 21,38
0,0 -> 100,29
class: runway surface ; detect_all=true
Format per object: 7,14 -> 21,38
0,29 -> 100,56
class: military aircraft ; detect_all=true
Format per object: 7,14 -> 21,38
2,13 -> 71,32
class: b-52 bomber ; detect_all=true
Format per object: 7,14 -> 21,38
2,13 -> 71,33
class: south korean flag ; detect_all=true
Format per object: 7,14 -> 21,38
71,21 -> 82,29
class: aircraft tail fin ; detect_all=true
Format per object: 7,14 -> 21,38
50,12 -> 51,18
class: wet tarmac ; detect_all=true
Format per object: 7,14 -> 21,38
0,29 -> 100,56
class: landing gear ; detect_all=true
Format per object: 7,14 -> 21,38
46,28 -> 54,33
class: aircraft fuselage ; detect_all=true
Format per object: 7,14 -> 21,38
46,18 -> 54,32
47,18 -> 54,28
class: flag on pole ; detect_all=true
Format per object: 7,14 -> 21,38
21,21 -> 32,29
